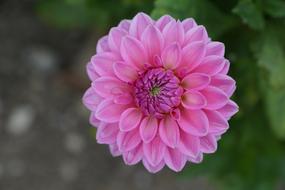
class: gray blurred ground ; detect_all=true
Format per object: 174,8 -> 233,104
0,1 -> 213,189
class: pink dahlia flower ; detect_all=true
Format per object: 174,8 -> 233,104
83,12 -> 238,173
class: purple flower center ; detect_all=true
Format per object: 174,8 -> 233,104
134,68 -> 183,118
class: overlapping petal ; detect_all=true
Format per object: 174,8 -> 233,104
156,15 -> 173,31
96,36 -> 110,53
121,36 -> 148,70
181,73 -> 210,90
95,99 -> 130,123
123,143 -> 143,165
193,55 -> 225,76
178,130 -> 200,157
201,86 -> 229,110
181,90 -> 207,109
96,123 -> 119,144
179,109 -> 209,136
178,41 -> 206,75
143,136 -> 166,166
182,18 -> 197,32
141,24 -> 164,62
162,20 -> 184,46
164,147 -> 187,172
92,76 -> 130,98
184,25 -> 208,45
161,43 -> 181,69
83,87 -> 102,111
113,61 -> 138,83
119,108 -> 142,131
117,128 -> 141,152
206,41 -> 225,57
129,12 -> 153,38
139,116 -> 158,143
159,116 -> 180,148
91,52 -> 119,76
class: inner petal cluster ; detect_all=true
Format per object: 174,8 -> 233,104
134,68 -> 183,118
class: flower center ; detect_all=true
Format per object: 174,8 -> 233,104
150,86 -> 160,96
134,68 -> 183,118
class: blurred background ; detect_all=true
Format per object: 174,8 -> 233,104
1,0 -> 285,190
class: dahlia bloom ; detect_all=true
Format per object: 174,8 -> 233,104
83,12 -> 238,173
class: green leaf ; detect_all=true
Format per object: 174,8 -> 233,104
152,0 -> 237,38
233,0 -> 265,30
259,0 -> 285,18
253,30 -> 285,139
265,88 -> 285,139
253,31 -> 285,88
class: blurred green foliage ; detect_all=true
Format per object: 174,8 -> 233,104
37,0 -> 285,189
36,0 -> 153,30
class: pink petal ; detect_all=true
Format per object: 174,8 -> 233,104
96,123 -> 118,144
178,41 -> 206,74
153,55 -> 163,67
193,56 -> 225,76
162,20 -> 184,46
139,116 -> 158,143
82,87 -> 102,111
121,36 -> 148,70
181,73 -> 210,90
188,152 -> 203,163
204,110 -> 229,135
217,100 -> 239,120
178,130 -> 200,157
143,136 -> 166,166
182,18 -> 197,32
109,143 -> 121,157
159,116 -> 180,148
200,134 -> 217,153
119,108 -> 142,132
96,36 -> 110,53
108,27 -> 127,53
95,99 -> 130,123
89,112 -> 100,127
113,93 -> 133,105
161,43 -> 182,69
129,12 -> 153,38
155,15 -> 174,31
164,147 -> 187,172
123,143 -> 143,165
206,42 -> 225,57
211,74 -> 236,96
91,52 -> 119,76
170,108 -> 181,121
92,76 -> 129,98
118,19 -> 131,31
201,86 -> 228,110
219,59 -> 230,75
117,129 -> 141,152
181,90 -> 206,109
86,62 -> 99,81
141,24 -> 164,62
178,109 -> 209,136
142,159 -> 165,173
113,61 -> 138,83
184,26 -> 208,45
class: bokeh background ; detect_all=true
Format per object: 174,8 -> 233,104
1,0 -> 285,189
